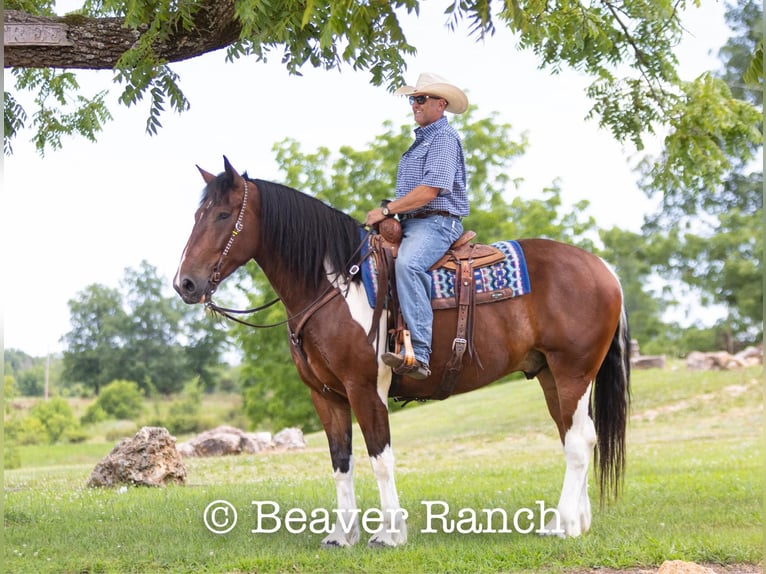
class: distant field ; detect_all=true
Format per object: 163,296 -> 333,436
4,365 -> 763,573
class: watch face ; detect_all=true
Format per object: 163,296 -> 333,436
382,207 -> 390,216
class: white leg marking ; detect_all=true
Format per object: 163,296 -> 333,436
321,456 -> 360,547
367,445 -> 408,547
545,383 -> 596,537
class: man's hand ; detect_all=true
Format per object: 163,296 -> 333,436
365,207 -> 387,227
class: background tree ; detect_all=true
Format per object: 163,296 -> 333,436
61,283 -> 127,395
61,261 -> 227,395
637,0 -> 763,351
119,261 -> 190,394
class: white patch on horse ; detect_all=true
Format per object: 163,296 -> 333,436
173,249 -> 189,292
322,455 -> 360,547
368,445 -> 408,547
545,383 -> 595,537
328,262 -> 390,408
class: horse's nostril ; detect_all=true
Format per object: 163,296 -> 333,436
182,278 -> 196,294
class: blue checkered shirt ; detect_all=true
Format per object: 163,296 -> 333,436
395,117 -> 469,217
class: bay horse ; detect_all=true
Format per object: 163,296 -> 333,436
174,157 -> 630,547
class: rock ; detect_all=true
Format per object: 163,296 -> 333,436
272,427 -> 307,450
176,425 -> 272,457
176,425 -> 306,458
735,345 -> 763,366
631,355 -> 666,369
686,346 -> 762,371
686,351 -> 712,370
87,427 -> 186,488
657,560 -> 716,574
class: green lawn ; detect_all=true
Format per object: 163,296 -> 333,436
4,365 -> 763,573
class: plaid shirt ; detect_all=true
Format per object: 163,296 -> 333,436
395,116 -> 469,217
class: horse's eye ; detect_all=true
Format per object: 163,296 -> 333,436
216,212 -> 231,222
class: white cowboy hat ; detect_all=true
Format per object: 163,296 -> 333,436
394,72 -> 469,114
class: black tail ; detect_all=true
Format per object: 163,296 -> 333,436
593,304 -> 631,503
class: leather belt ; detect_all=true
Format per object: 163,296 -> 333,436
401,210 -> 460,220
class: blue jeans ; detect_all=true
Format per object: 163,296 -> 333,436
396,215 -> 464,365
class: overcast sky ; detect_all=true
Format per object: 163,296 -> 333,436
2,2 -> 730,357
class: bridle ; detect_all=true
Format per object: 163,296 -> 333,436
208,179 -> 250,295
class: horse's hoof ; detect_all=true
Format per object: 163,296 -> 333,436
320,540 -> 345,549
367,538 -> 394,549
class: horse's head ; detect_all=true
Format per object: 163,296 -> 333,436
174,156 -> 256,304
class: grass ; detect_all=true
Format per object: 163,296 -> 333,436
4,365 -> 763,573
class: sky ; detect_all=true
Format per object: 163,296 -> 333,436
2,1 -> 731,358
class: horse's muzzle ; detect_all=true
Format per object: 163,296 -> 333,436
173,273 -> 207,304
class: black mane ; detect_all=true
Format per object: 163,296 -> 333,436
203,173 -> 364,291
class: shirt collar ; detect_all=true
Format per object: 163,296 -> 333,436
414,116 -> 448,139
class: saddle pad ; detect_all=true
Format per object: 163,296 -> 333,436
360,237 -> 531,308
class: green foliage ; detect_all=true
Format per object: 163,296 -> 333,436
6,415 -> 48,445
231,0 -> 416,86
5,374 -> 18,405
3,348 -> 59,397
61,283 -> 128,395
80,402 -> 107,425
4,441 -> 22,469
90,379 -> 144,420
61,261 -> 227,396
640,73 -> 761,202
719,0 -> 763,106
28,397 -> 78,443
743,39 -> 763,87
4,375 -> 23,467
635,1 -> 763,347
4,0 -> 756,206
7,68 -> 112,156
164,380 -> 205,434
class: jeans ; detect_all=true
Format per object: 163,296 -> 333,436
396,215 -> 464,365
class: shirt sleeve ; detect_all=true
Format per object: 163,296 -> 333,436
420,132 -> 461,195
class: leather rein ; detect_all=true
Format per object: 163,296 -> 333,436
203,179 -> 372,334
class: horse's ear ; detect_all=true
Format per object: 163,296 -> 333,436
223,155 -> 241,179
197,165 -> 216,184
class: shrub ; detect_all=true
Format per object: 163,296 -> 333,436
80,403 -> 107,425
4,439 -> 21,469
6,416 -> 47,445
29,397 -> 78,443
96,380 -> 144,420
63,427 -> 90,443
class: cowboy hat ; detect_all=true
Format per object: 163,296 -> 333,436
394,72 -> 469,114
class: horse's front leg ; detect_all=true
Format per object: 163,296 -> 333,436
348,369 -> 408,548
310,389 -> 360,547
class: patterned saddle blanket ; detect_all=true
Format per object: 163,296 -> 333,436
360,238 -> 531,310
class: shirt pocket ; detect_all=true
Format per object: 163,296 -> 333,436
403,145 -> 429,172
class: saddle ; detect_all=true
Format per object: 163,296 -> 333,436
369,218 -> 505,400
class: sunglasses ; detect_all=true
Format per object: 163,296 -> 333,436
408,95 -> 444,105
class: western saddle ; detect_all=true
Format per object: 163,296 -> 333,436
368,217 -> 504,400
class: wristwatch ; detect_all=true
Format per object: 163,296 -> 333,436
381,206 -> 393,217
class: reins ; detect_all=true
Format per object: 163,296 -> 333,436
202,177 -> 374,333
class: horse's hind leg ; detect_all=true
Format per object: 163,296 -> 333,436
537,369 -> 595,537
310,390 -> 360,547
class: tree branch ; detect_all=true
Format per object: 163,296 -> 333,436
3,3 -> 241,69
